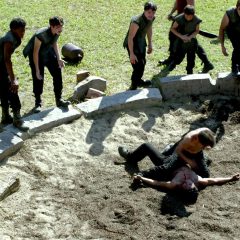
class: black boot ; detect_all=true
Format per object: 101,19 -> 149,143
118,146 -> 131,161
13,110 -> 29,131
1,108 -> 13,124
56,98 -> 70,108
202,62 -> 214,73
33,96 -> 42,113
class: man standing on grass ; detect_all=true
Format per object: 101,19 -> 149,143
123,2 -> 157,90
23,16 -> 70,113
219,0 -> 240,77
0,18 -> 29,131
159,0 -> 214,74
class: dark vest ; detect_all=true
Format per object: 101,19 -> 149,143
0,31 -> 21,63
123,14 -> 155,54
226,7 -> 240,47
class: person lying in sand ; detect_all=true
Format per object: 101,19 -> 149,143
118,127 -> 216,178
133,165 -> 239,204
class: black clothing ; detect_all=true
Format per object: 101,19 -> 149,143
226,8 -> 240,72
0,31 -> 21,112
123,14 -> 154,87
23,27 -> 62,104
129,143 -> 210,181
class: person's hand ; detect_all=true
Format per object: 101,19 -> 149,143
181,35 -> 191,43
167,14 -> 174,21
36,71 -> 43,80
58,59 -> 66,68
231,173 -> 240,181
130,53 -> 138,64
147,44 -> 153,54
10,78 -> 19,93
133,175 -> 142,181
221,45 -> 228,56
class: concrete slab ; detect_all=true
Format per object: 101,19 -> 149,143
216,72 -> 240,96
158,73 -> 216,99
73,76 -> 107,100
0,130 -> 23,162
76,88 -> 162,117
5,105 -> 82,140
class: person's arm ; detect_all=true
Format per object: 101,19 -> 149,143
188,23 -> 199,40
219,13 -> 229,56
33,37 -> 43,80
175,140 -> 198,170
171,21 -> 191,43
128,22 -> 139,64
147,26 -> 153,54
52,41 -> 65,68
168,1 -> 177,20
3,41 -> 19,94
134,175 -> 177,190
198,173 -> 240,187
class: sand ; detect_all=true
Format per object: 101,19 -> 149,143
0,95 -> 240,240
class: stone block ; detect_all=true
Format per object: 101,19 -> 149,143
76,88 -> 162,117
0,130 -> 23,162
86,88 -> 106,99
158,73 -> 216,99
73,76 -> 107,100
76,70 -> 90,83
5,105 -> 82,140
216,72 -> 240,96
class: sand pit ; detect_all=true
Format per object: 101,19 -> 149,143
0,95 -> 239,239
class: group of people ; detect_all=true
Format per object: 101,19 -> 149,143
0,16 -> 70,131
118,127 -> 240,204
124,0 -> 240,90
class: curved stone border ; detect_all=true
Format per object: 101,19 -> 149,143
157,72 -> 240,100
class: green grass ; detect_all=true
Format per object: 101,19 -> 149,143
0,0 -> 237,113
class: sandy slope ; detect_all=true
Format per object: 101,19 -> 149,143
0,95 -> 239,240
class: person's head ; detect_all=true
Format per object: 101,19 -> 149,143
184,5 -> 195,21
143,2 -> 157,21
237,0 -> 240,8
49,16 -> 64,35
198,129 -> 216,149
182,187 -> 199,205
10,17 -> 26,39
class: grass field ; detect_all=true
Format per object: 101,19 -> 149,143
0,0 -> 237,112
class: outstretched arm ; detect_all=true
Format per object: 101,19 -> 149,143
133,175 -> 177,190
199,173 -> 240,187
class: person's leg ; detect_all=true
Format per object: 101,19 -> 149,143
196,44 -> 214,73
231,47 -> 240,75
186,40 -> 197,74
0,67 -> 12,124
46,50 -> 69,107
30,57 -> 44,111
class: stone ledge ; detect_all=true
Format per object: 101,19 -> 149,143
5,105 -> 82,140
0,131 -> 23,162
76,88 -> 162,117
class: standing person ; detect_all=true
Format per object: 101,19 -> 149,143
219,0 -> 240,77
123,2 -> 157,90
159,0 -> 214,73
0,18 -> 29,131
169,5 -> 201,74
23,16 -> 70,113
118,127 -> 216,178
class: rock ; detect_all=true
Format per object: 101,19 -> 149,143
86,88 -> 106,99
76,70 -> 90,83
0,175 -> 20,201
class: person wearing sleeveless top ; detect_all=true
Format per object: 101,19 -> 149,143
219,0 -> 240,77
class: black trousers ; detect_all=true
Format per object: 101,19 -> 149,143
0,62 -> 21,112
29,48 -> 63,104
231,46 -> 240,72
127,47 -> 146,88
168,31 -> 210,65
129,143 -> 210,180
